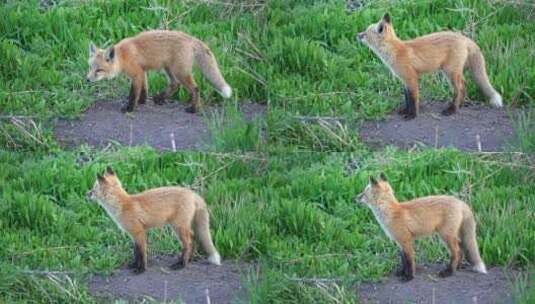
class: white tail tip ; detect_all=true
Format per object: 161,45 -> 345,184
490,93 -> 503,108
473,263 -> 487,274
220,85 -> 232,99
208,253 -> 221,266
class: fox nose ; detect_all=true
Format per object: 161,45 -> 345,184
357,32 -> 365,41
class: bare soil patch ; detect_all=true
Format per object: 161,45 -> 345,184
54,100 -> 265,151
88,255 -> 248,303
359,102 -> 518,151
357,264 -> 518,304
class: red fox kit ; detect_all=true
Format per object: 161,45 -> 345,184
87,30 -> 232,113
86,167 -> 221,273
356,173 -> 487,281
357,14 -> 502,119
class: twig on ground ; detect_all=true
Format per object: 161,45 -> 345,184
0,115 -> 38,120
170,132 -> 176,152
21,270 -> 75,276
9,117 -> 47,147
205,288 -> 211,304
279,91 -> 358,101
295,115 -> 346,123
280,253 -> 359,264
286,276 -> 344,283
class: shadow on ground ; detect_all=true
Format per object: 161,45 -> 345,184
359,101 -> 519,152
357,263 -> 518,304
88,256 -> 248,303
54,100 -> 265,151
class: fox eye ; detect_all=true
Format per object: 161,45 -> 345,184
96,69 -> 104,73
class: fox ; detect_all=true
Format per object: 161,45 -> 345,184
356,173 -> 487,281
357,13 -> 502,119
86,166 -> 221,274
86,30 -> 232,113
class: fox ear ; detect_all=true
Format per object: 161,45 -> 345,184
378,23 -> 385,34
379,172 -> 388,181
97,173 -> 106,183
369,175 -> 379,186
105,46 -> 115,62
89,42 -> 96,57
106,166 -> 115,175
383,13 -> 391,24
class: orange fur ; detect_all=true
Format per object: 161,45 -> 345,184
356,173 -> 487,281
87,30 -> 232,113
86,167 -> 221,273
357,14 -> 502,119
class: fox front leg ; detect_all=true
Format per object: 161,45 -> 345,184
122,69 -> 146,113
398,88 -> 410,115
403,85 -> 419,120
128,83 -> 147,106
395,250 -> 409,277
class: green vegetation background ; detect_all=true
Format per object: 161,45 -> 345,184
0,0 -> 534,302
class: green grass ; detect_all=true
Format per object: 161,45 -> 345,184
205,102 -> 266,152
510,107 -> 535,153
1,0 -> 534,303
1,148 -> 534,302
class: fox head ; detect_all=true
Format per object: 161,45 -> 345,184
356,173 -> 395,206
86,166 -> 124,204
356,13 -> 396,50
86,42 -> 120,82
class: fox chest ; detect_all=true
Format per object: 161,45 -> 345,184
101,206 -> 127,233
370,208 -> 396,242
371,48 -> 401,80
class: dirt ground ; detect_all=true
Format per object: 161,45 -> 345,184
88,255 -> 247,303
359,101 -> 518,152
54,100 -> 265,151
357,263 -> 518,304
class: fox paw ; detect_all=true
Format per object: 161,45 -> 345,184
185,106 -> 198,114
170,260 -> 187,270
121,104 -> 134,113
132,266 -> 145,274
457,263 -> 468,270
400,274 -> 414,282
395,269 -> 405,277
153,95 -> 166,105
438,268 -> 453,278
441,106 -> 456,116
398,107 -> 408,115
403,113 -> 416,120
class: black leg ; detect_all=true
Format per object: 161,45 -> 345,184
128,242 -> 139,269
170,254 -> 187,270
185,87 -> 200,114
404,88 -> 410,113
127,83 -> 135,103
122,83 -> 136,113
398,88 -> 410,115
131,242 -> 145,274
395,250 -> 408,276
403,87 -> 417,120
441,103 -> 456,116
400,250 -> 414,281
439,264 -> 454,277
139,86 -> 147,104
153,93 -> 166,105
